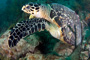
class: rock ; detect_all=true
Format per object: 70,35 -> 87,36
0,30 -> 38,59
0,29 -> 89,60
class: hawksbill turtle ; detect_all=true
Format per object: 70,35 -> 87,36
8,2 -> 81,47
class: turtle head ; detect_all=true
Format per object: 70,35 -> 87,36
22,2 -> 41,14
22,2 -> 52,20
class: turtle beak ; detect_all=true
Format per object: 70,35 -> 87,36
21,6 -> 26,11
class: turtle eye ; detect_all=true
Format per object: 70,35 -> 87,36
26,6 -> 30,9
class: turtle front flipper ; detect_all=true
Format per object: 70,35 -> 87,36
8,18 -> 48,48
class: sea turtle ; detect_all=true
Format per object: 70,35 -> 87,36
8,3 -> 81,47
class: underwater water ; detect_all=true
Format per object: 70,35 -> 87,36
0,0 -> 90,60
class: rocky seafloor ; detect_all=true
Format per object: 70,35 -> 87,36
0,30 -> 89,60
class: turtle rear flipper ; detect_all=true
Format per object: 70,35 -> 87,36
8,18 -> 48,48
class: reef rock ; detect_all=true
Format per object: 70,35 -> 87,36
0,30 -> 39,60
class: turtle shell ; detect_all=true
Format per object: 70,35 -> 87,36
50,3 -> 81,45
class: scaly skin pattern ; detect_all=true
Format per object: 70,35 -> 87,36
8,18 -> 49,47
